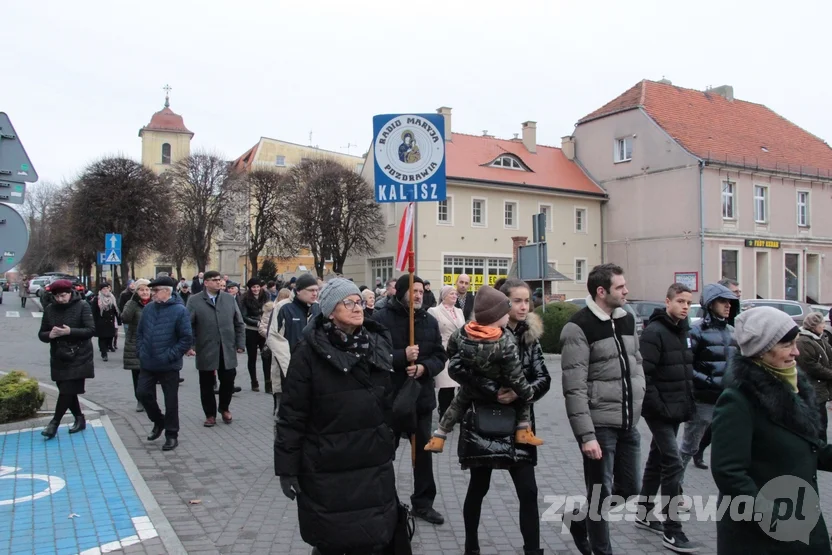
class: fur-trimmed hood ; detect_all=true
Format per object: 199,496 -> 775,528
522,311 -> 544,343
724,354 -> 821,442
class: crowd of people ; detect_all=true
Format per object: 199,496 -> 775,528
34,263 -> 832,554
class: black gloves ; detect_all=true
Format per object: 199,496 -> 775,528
280,476 -> 302,500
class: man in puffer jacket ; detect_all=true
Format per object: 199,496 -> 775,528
678,283 -> 738,479
561,264 -> 646,555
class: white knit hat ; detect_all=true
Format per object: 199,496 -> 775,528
734,306 -> 799,358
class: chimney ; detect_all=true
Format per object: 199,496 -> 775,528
561,135 -> 575,160
658,77 -> 672,85
436,106 -> 452,141
710,85 -> 734,101
511,236 -> 528,265
521,121 -> 537,153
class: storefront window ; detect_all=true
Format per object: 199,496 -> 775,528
785,253 -> 800,301
443,256 -> 509,292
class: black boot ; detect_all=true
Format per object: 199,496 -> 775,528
569,509 -> 592,555
693,452 -> 708,469
69,415 -> 86,434
524,550 -> 544,555
102,352 -> 108,362
41,420 -> 59,440
147,422 -> 164,441
162,437 -> 178,451
264,381 -> 272,394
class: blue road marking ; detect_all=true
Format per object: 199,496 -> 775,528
0,421 -> 158,554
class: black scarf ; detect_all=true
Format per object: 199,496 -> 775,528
324,321 -> 370,356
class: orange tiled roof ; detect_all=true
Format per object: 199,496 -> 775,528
232,142 -> 259,172
139,107 -> 193,136
445,133 -> 605,196
578,80 -> 832,176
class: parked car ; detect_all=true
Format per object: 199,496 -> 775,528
564,298 -> 644,336
0,278 -> 8,292
28,277 -> 50,298
628,301 -> 666,320
741,299 -> 816,326
44,280 -> 86,298
689,303 -> 704,326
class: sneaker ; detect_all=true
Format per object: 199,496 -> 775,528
662,531 -> 700,553
677,497 -> 692,513
634,516 -> 664,535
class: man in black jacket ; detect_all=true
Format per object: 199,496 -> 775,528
191,272 -> 204,294
634,283 -> 700,552
373,274 -> 448,525
422,280 -> 437,308
454,274 -> 475,321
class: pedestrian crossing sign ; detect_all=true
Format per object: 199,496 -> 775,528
104,249 -> 121,264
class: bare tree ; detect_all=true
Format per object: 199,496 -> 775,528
68,157 -> 173,292
167,151 -> 241,272
20,181 -> 68,275
288,159 -> 384,277
245,169 -> 298,276
154,216 -> 193,279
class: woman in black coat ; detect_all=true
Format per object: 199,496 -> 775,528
275,278 -> 398,555
239,279 -> 271,392
451,279 -> 551,555
712,306 -> 832,554
89,283 -> 120,361
37,280 -> 95,439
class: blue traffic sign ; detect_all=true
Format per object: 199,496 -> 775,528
104,249 -> 122,264
373,113 -> 446,203
105,233 -> 122,252
97,252 -> 106,265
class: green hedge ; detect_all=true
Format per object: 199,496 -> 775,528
534,302 -> 580,354
0,371 -> 45,424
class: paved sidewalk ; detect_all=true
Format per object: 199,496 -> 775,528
3,305 -> 832,554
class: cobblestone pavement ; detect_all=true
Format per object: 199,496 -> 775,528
3,291 -> 832,554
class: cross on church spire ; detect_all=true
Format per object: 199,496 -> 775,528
163,84 -> 172,108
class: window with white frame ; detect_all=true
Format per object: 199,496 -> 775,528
491,156 -> 525,170
797,191 -> 809,227
575,207 -> 587,233
722,181 -> 735,219
472,198 -> 486,226
275,155 -> 286,167
437,199 -> 449,224
614,137 -> 633,163
539,204 -> 552,231
754,185 -> 768,223
370,257 -> 394,284
575,259 -> 587,282
443,256 -> 509,292
504,201 -> 517,228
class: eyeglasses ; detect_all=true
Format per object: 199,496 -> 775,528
339,299 -> 364,311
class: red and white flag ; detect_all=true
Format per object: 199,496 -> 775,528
395,202 -> 415,272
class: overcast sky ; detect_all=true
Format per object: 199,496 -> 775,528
6,0 -> 831,184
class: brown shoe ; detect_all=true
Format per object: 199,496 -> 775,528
515,428 -> 544,446
424,436 -> 446,453
221,411 -> 232,424
203,417 -> 216,427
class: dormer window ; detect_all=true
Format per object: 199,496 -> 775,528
490,155 -> 525,170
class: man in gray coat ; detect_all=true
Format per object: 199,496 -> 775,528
186,270 -> 246,427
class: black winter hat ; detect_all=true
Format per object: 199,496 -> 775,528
295,274 -> 318,291
395,274 -> 424,301
473,285 -> 511,325
246,278 -> 262,288
149,276 -> 177,288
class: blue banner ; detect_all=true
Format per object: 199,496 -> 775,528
373,113 -> 446,203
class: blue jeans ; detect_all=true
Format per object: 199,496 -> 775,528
678,402 -> 714,484
581,426 -> 642,555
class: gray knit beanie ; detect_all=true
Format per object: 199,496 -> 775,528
318,277 -> 362,318
734,306 -> 800,358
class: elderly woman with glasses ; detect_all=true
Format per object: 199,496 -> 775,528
275,278 -> 398,555
38,280 -> 96,439
797,311 -> 832,442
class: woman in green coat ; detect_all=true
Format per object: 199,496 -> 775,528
712,306 -> 832,554
796,311 -> 832,442
121,279 -> 151,412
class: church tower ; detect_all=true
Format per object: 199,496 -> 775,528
138,85 -> 193,174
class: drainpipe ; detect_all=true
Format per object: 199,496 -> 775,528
698,160 -> 705,286
600,200 -> 606,264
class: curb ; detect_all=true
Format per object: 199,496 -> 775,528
100,414 -> 188,555
0,411 -> 101,434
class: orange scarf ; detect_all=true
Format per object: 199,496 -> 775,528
464,322 -> 503,341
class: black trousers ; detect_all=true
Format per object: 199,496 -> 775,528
20,296 -> 27,308
394,411 -> 436,511
437,387 -> 455,420
53,393 -> 82,423
130,369 -> 144,401
820,404 -> 829,443
696,424 -> 712,457
245,329 -> 271,387
198,352 -> 236,417
97,337 -> 111,355
638,420 -> 683,534
136,369 -> 179,438
463,464 -> 540,552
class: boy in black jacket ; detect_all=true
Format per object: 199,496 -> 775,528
634,283 -> 701,553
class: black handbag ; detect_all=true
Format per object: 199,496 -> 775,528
472,402 -> 516,437
392,377 -> 421,434
385,499 -> 415,555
